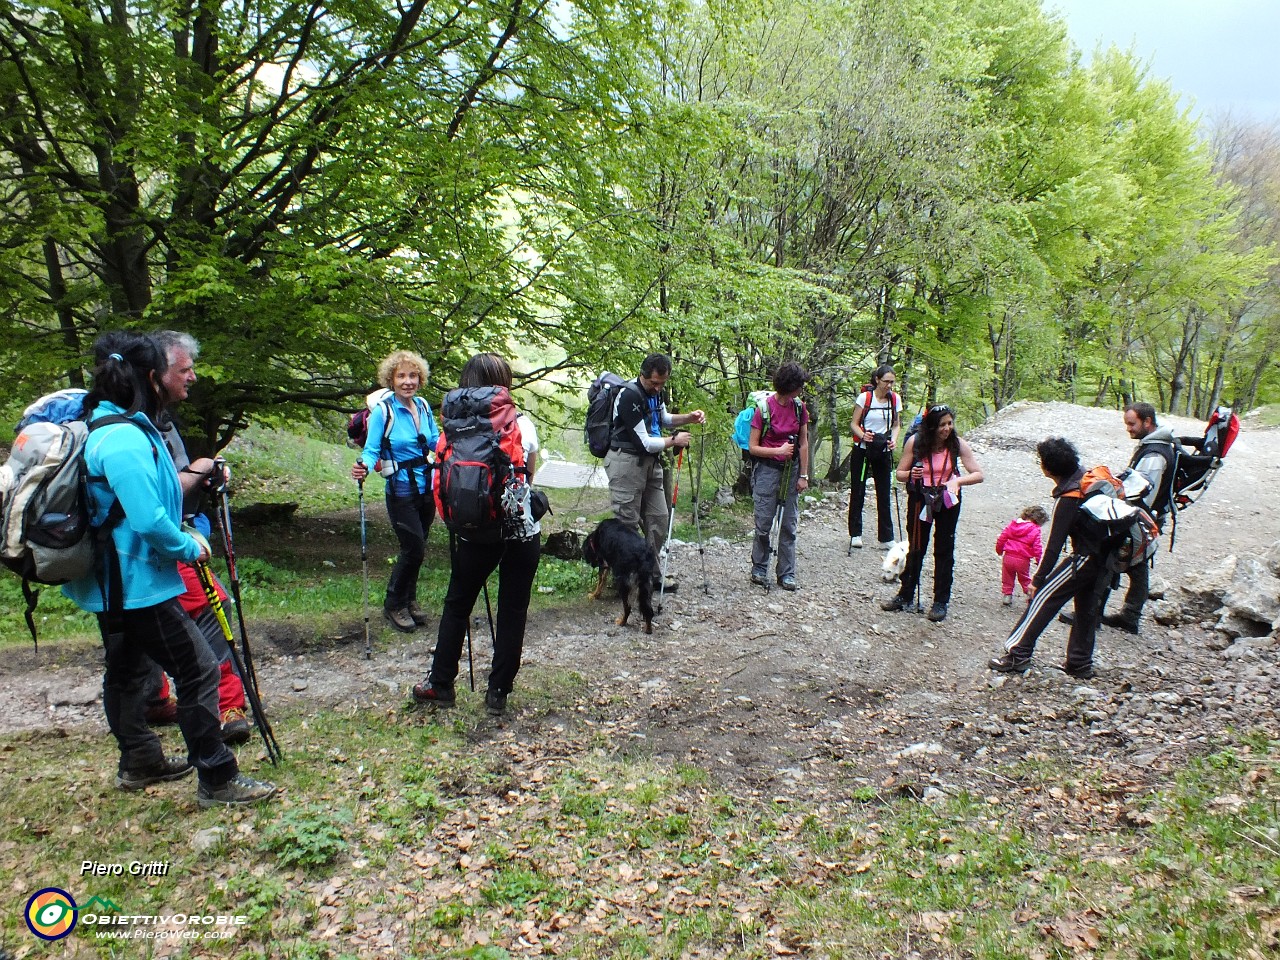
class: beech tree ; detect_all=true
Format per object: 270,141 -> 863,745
0,0 -> 660,448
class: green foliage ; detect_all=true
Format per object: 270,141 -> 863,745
261,806 -> 352,869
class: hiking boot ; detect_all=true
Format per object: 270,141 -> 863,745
1100,613 -> 1140,635
1057,611 -> 1075,626
220,708 -> 251,746
145,696 -> 178,726
412,681 -> 455,707
115,756 -> 193,791
750,569 -> 767,587
849,536 -> 863,549
197,774 -> 278,809
485,689 -> 508,716
384,607 -> 416,633
777,576 -> 798,591
926,602 -> 948,622
1001,594 -> 1013,606
881,594 -> 911,612
879,540 -> 895,551
1064,663 -> 1096,680
988,653 -> 1031,674
407,601 -> 431,626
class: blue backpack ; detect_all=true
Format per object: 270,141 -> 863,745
15,388 -> 89,433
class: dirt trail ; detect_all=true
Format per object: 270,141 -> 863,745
4,401 -> 1277,804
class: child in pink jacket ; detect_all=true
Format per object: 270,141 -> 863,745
995,505 -> 1049,604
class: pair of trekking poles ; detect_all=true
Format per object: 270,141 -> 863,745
192,461 -> 282,765
755,435 -> 800,594
658,432 -> 712,604
355,477 -> 493,692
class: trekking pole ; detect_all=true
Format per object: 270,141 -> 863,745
194,560 -> 282,765
479,580 -> 496,691
208,461 -> 267,717
688,432 -> 710,595
450,532 -> 475,692
658,447 -> 685,608
357,477 -> 372,660
765,438 -> 797,593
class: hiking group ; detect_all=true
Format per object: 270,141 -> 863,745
2,344 -> 1238,803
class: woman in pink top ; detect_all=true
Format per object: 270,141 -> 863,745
995,505 -> 1049,604
881,404 -> 984,622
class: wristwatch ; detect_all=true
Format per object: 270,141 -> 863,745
799,474 -> 809,480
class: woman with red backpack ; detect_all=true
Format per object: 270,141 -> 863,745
412,354 -> 543,717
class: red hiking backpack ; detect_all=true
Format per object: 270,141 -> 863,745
434,386 -> 527,543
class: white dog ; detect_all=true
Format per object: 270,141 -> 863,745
881,540 -> 909,582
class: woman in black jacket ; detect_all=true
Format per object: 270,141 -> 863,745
988,437 -> 1110,680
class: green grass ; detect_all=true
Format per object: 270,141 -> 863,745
1,685 -> 1277,958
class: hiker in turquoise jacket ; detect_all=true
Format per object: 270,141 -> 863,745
63,403 -> 202,612
64,332 -> 276,808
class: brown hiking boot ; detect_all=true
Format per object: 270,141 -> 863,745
384,607 -> 416,632
220,708 -> 251,746
407,602 -> 431,626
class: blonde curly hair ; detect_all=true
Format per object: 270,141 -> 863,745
377,350 -> 429,389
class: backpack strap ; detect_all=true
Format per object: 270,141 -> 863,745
79,414 -> 152,635
379,396 -> 434,478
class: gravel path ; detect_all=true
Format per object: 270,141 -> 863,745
4,401 -> 1277,807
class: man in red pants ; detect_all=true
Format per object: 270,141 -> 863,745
146,558 -> 250,744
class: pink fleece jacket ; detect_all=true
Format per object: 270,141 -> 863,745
995,517 -> 1043,565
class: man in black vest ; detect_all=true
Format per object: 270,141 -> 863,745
604,354 -> 705,572
1101,402 -> 1178,633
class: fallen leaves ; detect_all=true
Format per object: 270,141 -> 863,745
1041,910 -> 1104,951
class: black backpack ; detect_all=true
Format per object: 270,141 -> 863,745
584,372 -> 625,458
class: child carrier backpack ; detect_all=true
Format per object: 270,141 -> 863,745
1068,465 -> 1160,572
1,414 -> 136,646
435,386 -> 527,543
584,372 -> 626,458
1171,405 -> 1239,512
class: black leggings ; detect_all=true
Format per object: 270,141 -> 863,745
429,535 -> 541,695
385,491 -> 435,610
896,493 -> 960,606
847,445 -> 894,542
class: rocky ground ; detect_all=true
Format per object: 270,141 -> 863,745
4,401 -> 1278,809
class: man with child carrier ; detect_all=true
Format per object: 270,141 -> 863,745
1060,402 -> 1177,636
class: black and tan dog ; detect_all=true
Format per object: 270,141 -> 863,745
582,519 -> 659,634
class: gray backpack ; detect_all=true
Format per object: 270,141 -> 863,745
1,415 -> 133,645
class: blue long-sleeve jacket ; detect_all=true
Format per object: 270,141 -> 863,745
358,395 -> 439,496
63,402 -> 203,612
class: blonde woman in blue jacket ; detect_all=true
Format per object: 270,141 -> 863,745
64,333 -> 275,808
350,350 -> 440,633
